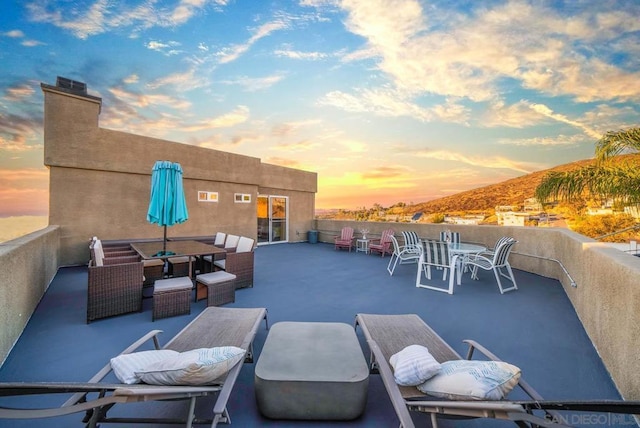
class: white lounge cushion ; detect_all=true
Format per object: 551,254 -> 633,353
110,350 -> 179,384
417,360 -> 521,400
389,345 -> 441,386
137,346 -> 245,386
214,260 -> 226,270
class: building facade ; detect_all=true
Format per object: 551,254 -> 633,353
42,78 -> 317,265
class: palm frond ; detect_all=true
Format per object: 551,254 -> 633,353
535,165 -> 640,206
595,127 -> 640,162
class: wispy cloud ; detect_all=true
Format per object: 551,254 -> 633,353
329,0 -> 640,107
4,84 -> 35,102
274,49 -> 328,60
3,30 -> 25,38
271,119 -> 321,137
0,112 -> 41,151
216,19 -> 289,64
529,103 -> 601,139
0,168 -> 49,216
319,87 -> 469,124
497,134 -> 587,147
183,106 -> 250,131
414,149 -> 543,175
25,0 -> 229,39
146,68 -> 208,91
264,156 -> 304,168
108,87 -> 192,110
2,29 -> 43,46
220,74 -> 285,92
146,40 -> 182,56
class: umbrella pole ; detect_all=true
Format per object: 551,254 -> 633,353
163,225 -> 167,255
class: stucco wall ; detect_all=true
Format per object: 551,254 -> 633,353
0,226 -> 60,366
316,220 -> 640,401
42,82 -> 317,265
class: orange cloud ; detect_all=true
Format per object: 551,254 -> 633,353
0,168 -> 49,216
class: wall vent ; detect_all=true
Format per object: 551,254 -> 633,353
55,76 -> 87,95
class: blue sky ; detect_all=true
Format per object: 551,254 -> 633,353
1,0 -> 639,217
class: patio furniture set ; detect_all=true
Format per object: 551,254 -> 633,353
3,306 -> 637,427
334,227 -> 519,295
3,240 -> 640,427
87,234 -> 255,323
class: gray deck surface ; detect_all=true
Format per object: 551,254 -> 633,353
0,242 -> 633,427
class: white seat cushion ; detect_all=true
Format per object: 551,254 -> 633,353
168,256 -> 190,264
196,271 -> 236,286
224,235 -> 240,249
154,277 -> 192,292
214,260 -> 226,270
235,237 -> 254,253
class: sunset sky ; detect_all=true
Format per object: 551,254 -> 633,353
1,0 -> 639,218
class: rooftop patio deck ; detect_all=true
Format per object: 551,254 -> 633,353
0,242 -> 632,427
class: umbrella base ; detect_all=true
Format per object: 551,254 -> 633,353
153,250 -> 176,257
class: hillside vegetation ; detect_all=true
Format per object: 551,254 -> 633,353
409,153 -> 640,215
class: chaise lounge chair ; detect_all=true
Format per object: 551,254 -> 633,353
0,306 -> 269,428
354,313 -> 640,428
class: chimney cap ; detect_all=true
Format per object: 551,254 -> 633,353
55,76 -> 87,95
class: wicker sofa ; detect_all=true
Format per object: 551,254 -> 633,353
87,240 -> 144,323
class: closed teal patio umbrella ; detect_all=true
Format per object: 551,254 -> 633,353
147,160 -> 188,256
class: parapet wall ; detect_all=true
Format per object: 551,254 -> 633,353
316,220 -> 640,401
0,226 -> 60,366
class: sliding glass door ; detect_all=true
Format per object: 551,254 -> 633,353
257,195 -> 288,244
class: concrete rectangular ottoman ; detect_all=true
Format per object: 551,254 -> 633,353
255,321 -> 369,420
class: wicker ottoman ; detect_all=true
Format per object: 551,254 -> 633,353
195,271 -> 236,306
168,256 -> 190,277
152,277 -> 192,321
255,322 -> 369,420
143,259 -> 165,287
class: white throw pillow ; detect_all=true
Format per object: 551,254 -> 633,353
110,350 -> 179,384
417,360 -> 521,400
389,345 -> 441,386
137,346 -> 245,386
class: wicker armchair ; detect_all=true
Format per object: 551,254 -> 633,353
214,236 -> 254,289
87,241 -> 144,323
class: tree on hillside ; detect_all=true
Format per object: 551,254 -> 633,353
535,128 -> 640,209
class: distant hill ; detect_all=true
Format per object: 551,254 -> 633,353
408,153 -> 640,215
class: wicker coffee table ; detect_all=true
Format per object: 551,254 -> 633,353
255,321 -> 369,420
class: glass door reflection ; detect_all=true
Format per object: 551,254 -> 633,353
257,195 -> 288,244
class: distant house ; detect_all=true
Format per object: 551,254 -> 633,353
523,198 -> 543,211
411,212 -> 423,222
444,215 -> 484,225
496,211 -> 529,227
